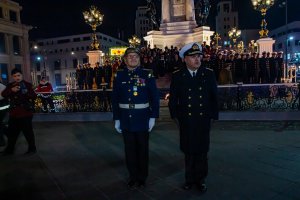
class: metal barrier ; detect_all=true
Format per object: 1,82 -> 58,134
218,83 -> 300,111
35,89 -> 112,113
34,83 -> 300,113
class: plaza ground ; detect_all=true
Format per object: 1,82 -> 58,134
1,111 -> 300,200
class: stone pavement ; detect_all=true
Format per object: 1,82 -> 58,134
1,118 -> 300,200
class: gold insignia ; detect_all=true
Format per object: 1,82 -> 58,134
192,43 -> 199,50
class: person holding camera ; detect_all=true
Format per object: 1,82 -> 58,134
1,68 -> 37,156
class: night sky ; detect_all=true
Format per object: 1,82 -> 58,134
14,0 -> 300,41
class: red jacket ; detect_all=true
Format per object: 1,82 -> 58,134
2,80 -> 37,118
35,81 -> 53,98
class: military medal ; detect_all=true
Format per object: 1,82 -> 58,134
133,86 -> 138,96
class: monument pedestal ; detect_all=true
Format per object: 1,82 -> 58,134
256,37 -> 275,55
144,26 -> 214,49
144,0 -> 214,48
86,50 -> 104,67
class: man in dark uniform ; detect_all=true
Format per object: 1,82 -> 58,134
276,51 -> 284,83
112,47 -> 160,189
76,64 -> 84,90
94,62 -> 104,89
104,60 -> 113,88
168,42 -> 219,193
248,52 -> 258,83
269,52 -> 278,83
259,51 -> 270,83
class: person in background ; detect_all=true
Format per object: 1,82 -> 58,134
35,77 -> 55,113
168,42 -> 219,193
104,60 -> 113,88
1,68 -> 37,156
0,81 -> 9,147
112,47 -> 160,189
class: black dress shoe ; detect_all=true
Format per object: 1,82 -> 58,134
24,149 -> 37,155
183,183 -> 193,190
127,180 -> 136,189
137,180 -> 145,188
197,183 -> 207,193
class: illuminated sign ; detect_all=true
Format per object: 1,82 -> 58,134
110,47 -> 127,56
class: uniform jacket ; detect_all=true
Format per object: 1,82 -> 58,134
168,66 -> 219,154
112,66 -> 159,132
2,80 -> 37,118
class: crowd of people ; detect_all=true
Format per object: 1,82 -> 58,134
75,44 -> 285,90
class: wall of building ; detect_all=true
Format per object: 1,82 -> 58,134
215,0 -> 239,46
0,0 -> 31,84
270,21 -> 300,61
135,6 -> 153,43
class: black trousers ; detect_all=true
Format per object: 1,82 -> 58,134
185,153 -> 208,184
4,116 -> 36,153
123,130 -> 149,182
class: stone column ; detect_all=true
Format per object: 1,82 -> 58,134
161,0 -> 170,23
185,0 -> 195,21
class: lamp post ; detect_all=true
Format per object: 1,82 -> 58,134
279,0 -> 289,78
212,32 -> 221,49
83,5 -> 104,51
251,0 -> 275,38
228,27 -> 241,48
128,35 -> 141,48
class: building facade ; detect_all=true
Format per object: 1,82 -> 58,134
135,6 -> 153,42
31,33 -> 127,88
270,21 -> 300,61
215,0 -> 239,46
0,0 -> 31,84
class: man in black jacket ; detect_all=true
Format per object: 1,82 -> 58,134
168,42 -> 219,193
1,68 -> 37,155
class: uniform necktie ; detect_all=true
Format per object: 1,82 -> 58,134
192,72 -> 196,77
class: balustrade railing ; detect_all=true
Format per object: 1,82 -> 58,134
34,83 -> 300,113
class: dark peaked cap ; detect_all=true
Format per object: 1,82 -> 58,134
179,42 -> 203,58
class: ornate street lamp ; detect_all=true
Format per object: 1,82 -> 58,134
251,0 -> 275,38
83,5 -> 104,50
212,32 -> 221,49
228,27 -> 241,46
128,35 -> 141,48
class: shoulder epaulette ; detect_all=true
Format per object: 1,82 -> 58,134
141,68 -> 154,78
172,69 -> 180,74
114,69 -> 124,78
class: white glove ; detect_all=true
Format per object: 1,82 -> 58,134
148,118 -> 155,132
114,120 -> 122,133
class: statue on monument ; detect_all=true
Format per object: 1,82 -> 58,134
195,0 -> 211,26
146,0 -> 159,30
